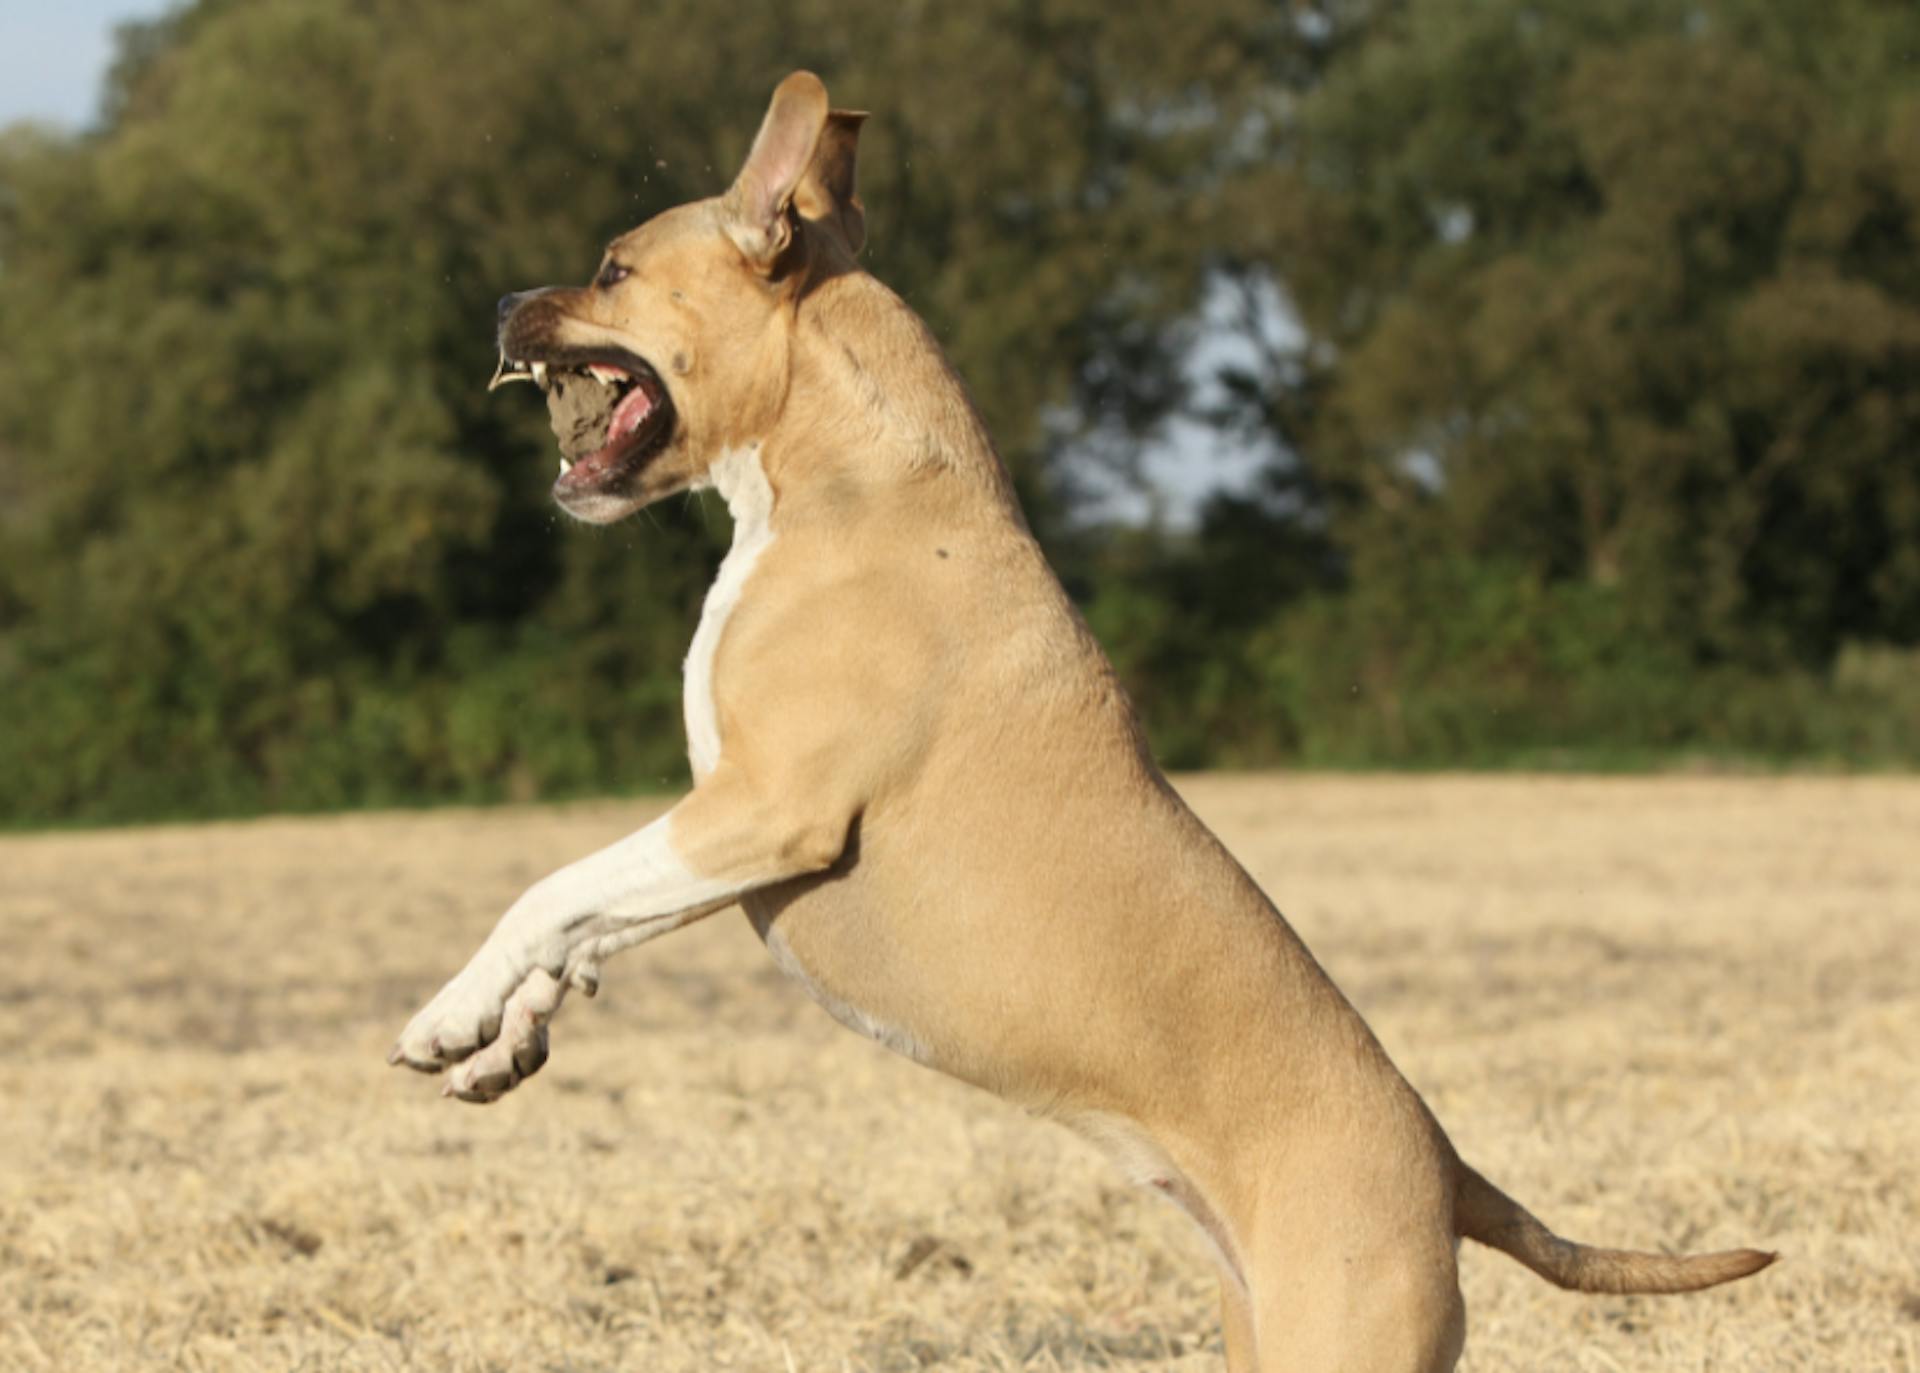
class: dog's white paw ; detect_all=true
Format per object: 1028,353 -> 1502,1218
389,950 -> 523,1074
442,968 -> 567,1103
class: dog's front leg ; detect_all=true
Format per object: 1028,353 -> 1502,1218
389,772 -> 851,1101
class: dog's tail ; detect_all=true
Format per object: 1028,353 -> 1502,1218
1454,1162 -> 1776,1294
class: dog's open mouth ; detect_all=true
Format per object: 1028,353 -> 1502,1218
490,349 -> 674,494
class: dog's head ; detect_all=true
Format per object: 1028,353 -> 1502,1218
492,72 -> 865,523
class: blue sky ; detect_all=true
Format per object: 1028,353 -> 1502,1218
0,1 -> 174,130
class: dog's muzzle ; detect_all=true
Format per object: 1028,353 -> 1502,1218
490,339 -> 674,493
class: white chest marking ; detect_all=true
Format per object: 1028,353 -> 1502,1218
684,445 -> 774,779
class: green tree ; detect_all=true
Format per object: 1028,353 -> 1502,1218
6,0 -> 1919,825
0,0 -> 1320,821
1234,0 -> 1920,666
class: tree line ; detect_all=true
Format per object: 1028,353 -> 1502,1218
3,0 -> 1917,824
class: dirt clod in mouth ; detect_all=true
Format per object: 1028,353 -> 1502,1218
546,372 -> 623,461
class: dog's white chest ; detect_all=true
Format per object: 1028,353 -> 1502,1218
684,445 -> 774,778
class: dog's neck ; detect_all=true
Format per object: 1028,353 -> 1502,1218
752,270 -> 1025,522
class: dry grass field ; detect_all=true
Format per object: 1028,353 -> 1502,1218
3,775 -> 1916,1372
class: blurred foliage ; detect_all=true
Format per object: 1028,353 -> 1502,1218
1,0 -> 1917,824
1079,0 -> 1920,775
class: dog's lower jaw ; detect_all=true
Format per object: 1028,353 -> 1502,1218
552,457 -> 657,524
551,424 -> 675,522
554,485 -> 640,525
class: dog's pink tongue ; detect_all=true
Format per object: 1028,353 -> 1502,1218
608,386 -> 654,443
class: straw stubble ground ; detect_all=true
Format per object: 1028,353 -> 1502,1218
3,776 -> 1916,1371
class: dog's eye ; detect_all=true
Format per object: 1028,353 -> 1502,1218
596,262 -> 630,289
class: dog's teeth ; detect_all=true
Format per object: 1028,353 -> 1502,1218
530,362 -> 549,386
587,365 -> 625,385
559,457 -> 573,475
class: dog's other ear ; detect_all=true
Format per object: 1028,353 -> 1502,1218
794,110 -> 868,257
723,71 -> 831,272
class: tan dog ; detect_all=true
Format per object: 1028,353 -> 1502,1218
391,72 -> 1774,1372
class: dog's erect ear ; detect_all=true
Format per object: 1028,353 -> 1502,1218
794,110 -> 868,257
723,71 -> 831,272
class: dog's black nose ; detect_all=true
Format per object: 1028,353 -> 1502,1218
497,292 -> 527,325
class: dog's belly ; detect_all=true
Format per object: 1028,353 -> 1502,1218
750,903 -> 935,1065
744,887 -> 1249,1285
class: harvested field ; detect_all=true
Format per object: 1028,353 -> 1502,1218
3,776 -> 1916,1371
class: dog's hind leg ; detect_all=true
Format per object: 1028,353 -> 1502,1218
1231,1125 -> 1467,1373
1239,1224 -> 1465,1373
1236,1236 -> 1464,1373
